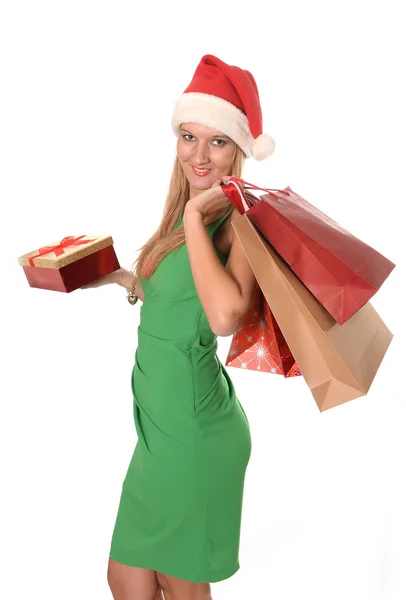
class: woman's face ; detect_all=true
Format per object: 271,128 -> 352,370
177,122 -> 237,198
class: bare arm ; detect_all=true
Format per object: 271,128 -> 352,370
116,268 -> 145,303
183,204 -> 257,337
81,267 -> 145,303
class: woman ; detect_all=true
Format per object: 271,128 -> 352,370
83,55 -> 275,600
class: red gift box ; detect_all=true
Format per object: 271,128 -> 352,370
17,234 -> 120,292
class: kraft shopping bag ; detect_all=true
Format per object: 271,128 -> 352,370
231,213 -> 394,411
222,177 -> 395,325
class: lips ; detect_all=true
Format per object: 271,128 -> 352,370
192,166 -> 211,177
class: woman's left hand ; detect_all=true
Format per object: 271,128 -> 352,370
185,176 -> 233,218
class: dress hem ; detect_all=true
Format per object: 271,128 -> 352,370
109,550 -> 240,583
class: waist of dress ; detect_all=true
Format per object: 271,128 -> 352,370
137,325 -> 217,354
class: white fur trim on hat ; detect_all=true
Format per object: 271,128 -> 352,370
171,92 -> 257,158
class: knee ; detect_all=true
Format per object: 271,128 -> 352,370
107,559 -> 129,599
156,572 -> 212,600
107,560 -> 120,595
107,557 -> 160,600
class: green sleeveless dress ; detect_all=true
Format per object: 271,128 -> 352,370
109,210 -> 252,583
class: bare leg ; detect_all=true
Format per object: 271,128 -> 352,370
107,557 -> 160,600
154,584 -> 164,599
157,571 -> 212,600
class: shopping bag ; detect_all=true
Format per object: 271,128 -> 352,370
222,177 -> 395,324
225,282 -> 301,377
231,213 -> 394,411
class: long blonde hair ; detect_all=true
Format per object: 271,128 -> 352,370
132,146 -> 246,279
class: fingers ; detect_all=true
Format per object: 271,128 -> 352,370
80,277 -> 103,289
80,283 -> 96,289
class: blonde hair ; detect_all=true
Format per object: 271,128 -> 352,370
132,146 -> 246,280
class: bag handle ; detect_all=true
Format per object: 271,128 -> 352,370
223,176 -> 291,213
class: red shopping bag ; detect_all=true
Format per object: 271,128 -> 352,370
232,214 -> 394,411
225,284 -> 301,377
222,177 -> 396,325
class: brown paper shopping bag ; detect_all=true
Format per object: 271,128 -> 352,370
232,215 -> 394,412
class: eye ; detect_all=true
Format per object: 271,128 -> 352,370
212,139 -> 227,147
182,134 -> 195,141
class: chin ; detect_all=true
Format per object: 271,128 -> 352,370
188,176 -> 215,190
195,178 -> 213,189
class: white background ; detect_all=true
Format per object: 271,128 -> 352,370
1,1 -> 405,599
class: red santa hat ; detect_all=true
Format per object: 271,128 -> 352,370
171,54 -> 275,160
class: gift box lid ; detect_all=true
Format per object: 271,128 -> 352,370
18,235 -> 115,269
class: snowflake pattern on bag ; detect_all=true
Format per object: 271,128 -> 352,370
225,287 -> 301,377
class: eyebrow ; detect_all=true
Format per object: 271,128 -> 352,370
180,128 -> 231,140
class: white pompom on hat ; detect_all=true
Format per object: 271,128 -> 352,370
171,54 -> 275,160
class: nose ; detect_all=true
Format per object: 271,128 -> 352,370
192,141 -> 210,165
